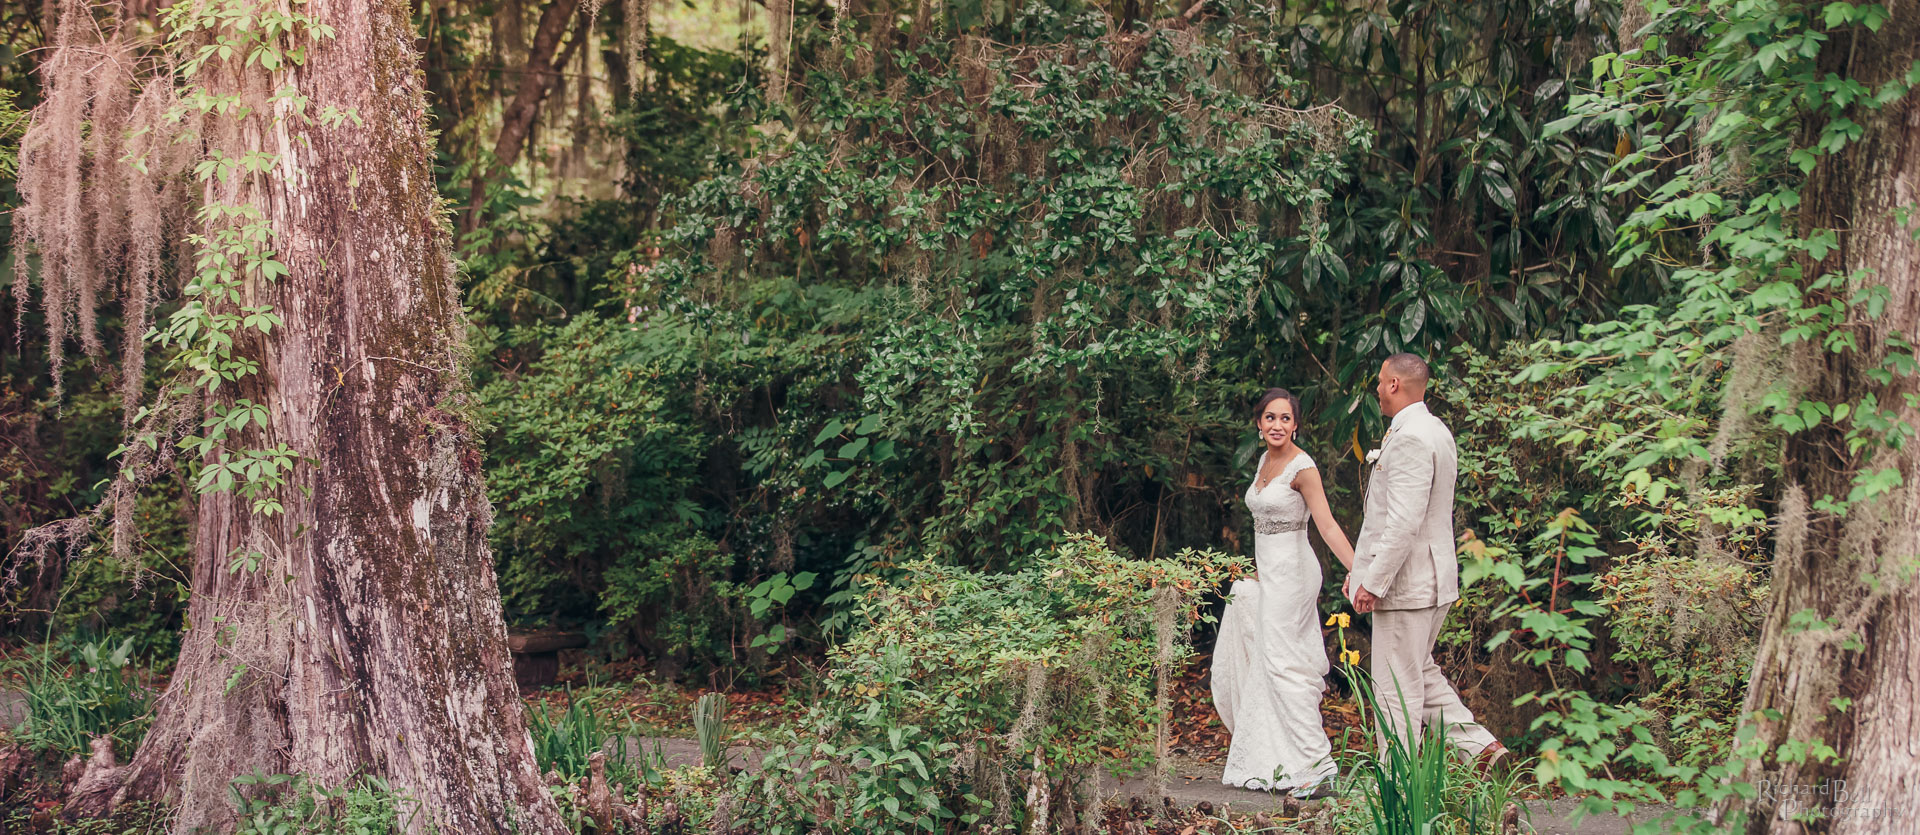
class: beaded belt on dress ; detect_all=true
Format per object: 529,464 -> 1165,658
1252,517 -> 1308,534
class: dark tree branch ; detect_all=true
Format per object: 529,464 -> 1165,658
459,0 -> 587,237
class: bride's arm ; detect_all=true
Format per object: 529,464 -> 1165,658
1294,467 -> 1356,570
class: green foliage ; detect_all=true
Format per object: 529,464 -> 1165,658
4,637 -> 155,760
456,34 -> 752,318
1331,632 -> 1528,835
1421,336 -> 1781,834
0,366 -> 184,647
1596,541 -> 1766,761
0,88 -> 24,176
1442,342 -> 1771,747
476,313 -> 708,624
1483,511 -> 1605,675
525,690 -> 645,787
612,36 -> 758,234
692,692 -> 729,770
1354,718 -> 1518,835
1479,0 -> 1918,822
1545,0 -> 1918,495
1281,0 -> 1646,390
655,4 -> 1365,394
227,772 -> 420,835
596,532 -> 739,669
612,0 -> 1380,603
1358,710 -> 1453,831
1441,347 -> 1600,707
729,534 -> 1243,834
743,571 -> 814,654
139,0 -> 337,515
44,489 -> 193,661
434,0 -> 1646,675
0,801 -> 172,834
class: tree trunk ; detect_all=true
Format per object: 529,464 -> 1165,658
458,0 -> 585,237
1730,7 -> 1920,833
107,0 -> 569,831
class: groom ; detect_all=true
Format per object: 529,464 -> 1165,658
1348,354 -> 1508,770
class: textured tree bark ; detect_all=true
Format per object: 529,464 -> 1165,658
105,0 -> 570,831
1730,6 -> 1920,833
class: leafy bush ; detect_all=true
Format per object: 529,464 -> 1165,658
5,636 -> 154,759
475,314 -> 709,625
431,0 -> 1648,686
41,489 -> 192,663
1435,316 -> 1780,831
228,772 -> 418,835
729,534 -> 1243,834
1596,538 -> 1766,762
596,531 -> 740,673
1439,341 -> 1771,764
623,0 -> 1377,583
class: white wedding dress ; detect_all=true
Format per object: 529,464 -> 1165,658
1211,449 -> 1337,791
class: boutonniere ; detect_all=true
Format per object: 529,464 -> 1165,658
1366,427 -> 1397,465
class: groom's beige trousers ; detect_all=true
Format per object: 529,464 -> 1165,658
1370,602 -> 1497,756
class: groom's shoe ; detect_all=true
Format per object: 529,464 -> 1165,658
1472,742 -> 1511,779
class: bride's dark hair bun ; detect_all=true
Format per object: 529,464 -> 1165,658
1254,388 -> 1304,432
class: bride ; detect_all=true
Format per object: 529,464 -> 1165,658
1212,387 -> 1355,797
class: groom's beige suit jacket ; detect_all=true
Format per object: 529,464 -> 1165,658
1352,401 -> 1459,611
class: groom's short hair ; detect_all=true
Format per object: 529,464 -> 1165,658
1384,353 -> 1430,390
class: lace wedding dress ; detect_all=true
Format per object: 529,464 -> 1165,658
1211,450 -> 1337,791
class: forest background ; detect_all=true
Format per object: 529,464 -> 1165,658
0,0 -> 1912,829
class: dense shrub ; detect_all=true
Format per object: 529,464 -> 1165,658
1440,340 -> 1773,781
1437,345 -> 1608,740
227,772 -> 418,835
4,636 -> 155,760
476,315 -> 709,623
1596,541 -> 1765,762
729,534 -> 1243,834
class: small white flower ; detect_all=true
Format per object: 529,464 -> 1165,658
1365,448 -> 1382,464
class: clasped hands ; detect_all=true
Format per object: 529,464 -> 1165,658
1342,574 -> 1378,614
